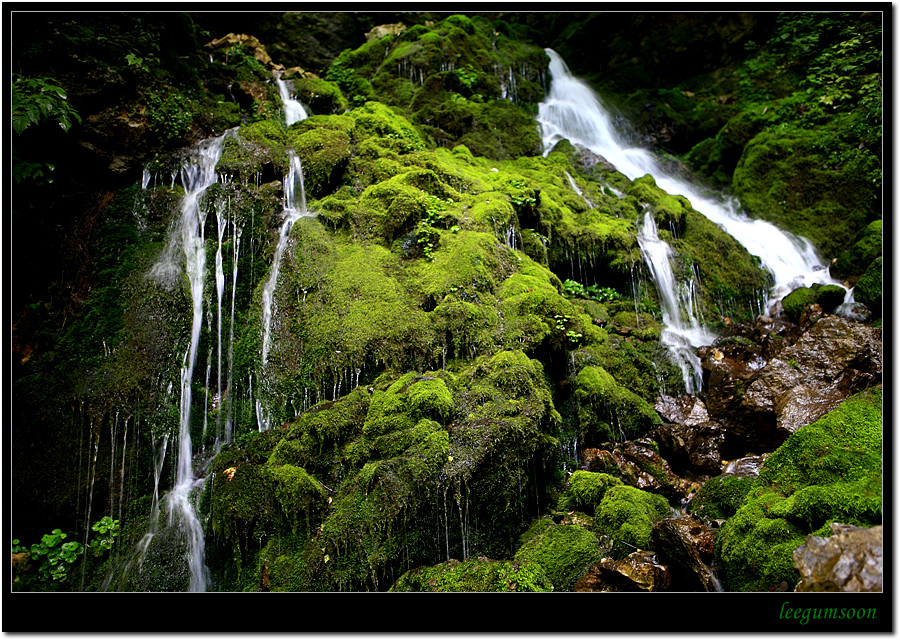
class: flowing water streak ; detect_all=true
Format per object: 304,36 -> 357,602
637,210 -> 716,392
276,74 -> 308,126
146,130 -> 233,590
257,152 -> 314,431
536,49 -> 844,316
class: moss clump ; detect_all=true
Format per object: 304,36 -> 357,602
714,386 -> 882,591
832,220 -> 882,279
287,76 -> 348,115
513,524 -> 603,591
593,485 -> 672,559
390,557 -> 553,592
780,283 -> 848,321
559,470 -> 624,513
687,475 -> 756,521
573,365 -> 662,445
286,123 -> 351,198
853,256 -> 882,315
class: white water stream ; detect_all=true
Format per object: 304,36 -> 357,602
252,75 -> 313,431
536,49 -> 845,389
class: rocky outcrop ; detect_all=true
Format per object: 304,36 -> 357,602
651,515 -> 719,591
652,396 -> 725,476
582,439 -> 692,502
574,551 -> 671,592
794,523 -> 883,592
699,315 -> 882,455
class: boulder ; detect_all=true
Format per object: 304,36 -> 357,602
365,23 -> 408,42
582,440 -> 691,502
794,523 -> 882,592
574,551 -> 671,592
651,516 -> 720,591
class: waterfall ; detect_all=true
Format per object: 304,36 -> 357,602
141,130 -> 234,591
536,49 -> 845,319
256,152 -> 315,431
637,209 -> 715,393
276,74 -> 308,126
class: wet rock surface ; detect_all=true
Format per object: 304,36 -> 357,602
651,515 -> 719,591
698,315 -> 882,455
794,523 -> 883,592
574,550 -> 671,592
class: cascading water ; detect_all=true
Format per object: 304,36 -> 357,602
637,209 -> 716,393
256,152 -> 315,431
536,48 -> 845,319
276,73 -> 308,126
135,130 -> 234,591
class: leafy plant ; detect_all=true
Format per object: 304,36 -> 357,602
11,74 -> 82,135
416,195 -> 454,261
89,516 -> 121,556
562,279 -> 621,303
28,529 -> 84,582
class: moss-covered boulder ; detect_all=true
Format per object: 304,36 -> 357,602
714,386 -> 882,591
687,475 -> 756,521
832,220 -> 882,280
390,557 -> 553,592
853,256 -> 882,316
780,283 -> 847,322
513,524 -> 604,591
593,485 -> 672,559
559,470 -> 624,513
573,365 -> 663,445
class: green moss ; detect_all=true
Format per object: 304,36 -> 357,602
780,283 -> 847,321
853,256 -> 882,314
287,76 -> 347,115
687,475 -> 756,520
833,220 -> 882,278
592,485 -> 671,559
286,125 -> 351,198
573,365 -> 662,445
733,124 -> 878,258
390,557 -> 553,592
512,524 -> 603,591
559,471 -> 625,513
715,386 -> 882,591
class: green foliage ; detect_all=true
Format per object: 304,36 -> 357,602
26,528 -> 84,583
89,516 -> 121,556
562,279 -> 620,303
11,74 -> 81,135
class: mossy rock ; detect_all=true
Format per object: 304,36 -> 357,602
714,386 -> 882,591
513,524 -> 604,591
687,475 -> 756,521
592,485 -> 672,559
732,125 -> 877,259
287,76 -> 348,115
559,470 -> 625,513
389,557 -> 553,592
573,365 -> 663,445
780,283 -> 847,322
286,123 -> 351,198
832,220 -> 882,279
853,256 -> 882,315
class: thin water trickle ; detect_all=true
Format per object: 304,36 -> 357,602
257,152 -> 315,431
275,74 -> 308,126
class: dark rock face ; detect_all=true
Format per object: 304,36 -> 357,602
574,550 -> 671,592
699,316 -> 882,455
651,516 -> 719,591
652,396 -> 725,476
794,523 -> 883,592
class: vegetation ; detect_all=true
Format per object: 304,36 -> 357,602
10,11 -> 882,597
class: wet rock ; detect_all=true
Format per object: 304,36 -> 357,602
206,33 -> 275,67
721,453 -> 769,478
651,420 -> 725,478
700,315 -> 882,455
582,440 -> 691,502
794,523 -> 882,592
651,516 -> 719,591
574,551 -> 671,592
655,395 -> 710,426
365,23 -> 407,42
